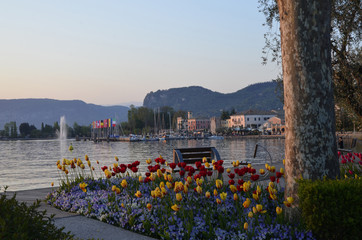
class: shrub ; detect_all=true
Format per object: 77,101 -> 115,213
0,187 -> 74,240
298,177 -> 362,240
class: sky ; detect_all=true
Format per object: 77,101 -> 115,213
0,0 -> 280,106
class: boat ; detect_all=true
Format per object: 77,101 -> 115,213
208,135 -> 224,140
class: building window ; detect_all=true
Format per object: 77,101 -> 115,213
258,117 -> 260,121
254,118 -> 256,121
247,118 -> 249,121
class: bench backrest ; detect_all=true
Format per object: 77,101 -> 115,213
173,147 -> 221,164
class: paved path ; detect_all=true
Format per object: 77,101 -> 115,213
5,188 -> 156,240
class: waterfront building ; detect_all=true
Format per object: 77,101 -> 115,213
230,110 -> 276,130
260,116 -> 286,135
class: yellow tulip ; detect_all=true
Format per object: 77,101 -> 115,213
232,161 -> 237,167
202,157 -> 207,163
161,187 -> 167,195
276,206 -> 283,215
135,191 -> 142,198
244,222 -> 248,230
216,198 -> 222,204
176,193 -> 182,201
226,168 -> 231,173
215,179 -> 223,189
196,178 -> 204,186
51,182 -> 54,187
146,203 -> 152,211
205,162 -> 210,168
236,160 -> 240,166
256,185 -> 261,195
205,191 -> 211,199
171,204 -> 180,212
270,193 -> 277,200
160,181 -> 165,189
196,185 -> 202,194
112,185 -> 117,192
150,173 -> 156,181
256,204 -> 267,213
243,181 -> 251,192
265,163 -> 269,169
229,185 -> 237,193
287,197 -> 294,204
213,189 -> 218,196
167,174 -> 173,182
253,207 -> 257,213
79,182 -> 88,192
65,169 -> 69,175
248,211 -> 253,218
69,145 -> 73,151
183,185 -> 188,194
280,168 -> 284,174
121,179 -> 127,188
146,158 -> 152,164
187,176 -> 193,184
252,193 -> 259,201
247,164 -> 251,168
283,159 -> 285,165
139,176 -> 143,183
259,169 -> 265,174
115,187 -> 121,194
243,198 -> 251,208
87,161 -> 91,167
233,193 -> 238,201
115,156 -> 119,161
270,166 -> 276,172
80,163 -> 85,169
220,192 -> 227,201
121,203 -> 125,208
113,163 -> 118,168
157,169 -> 163,178
269,182 -> 275,189
166,181 -> 173,189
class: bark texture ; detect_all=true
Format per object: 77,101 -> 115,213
276,0 -> 340,220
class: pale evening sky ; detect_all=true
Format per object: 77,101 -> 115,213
0,0 -> 280,106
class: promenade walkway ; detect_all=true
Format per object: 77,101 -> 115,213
6,188 -> 156,240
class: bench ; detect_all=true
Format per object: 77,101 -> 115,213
173,147 -> 221,164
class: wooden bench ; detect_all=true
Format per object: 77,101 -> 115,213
173,147 -> 221,164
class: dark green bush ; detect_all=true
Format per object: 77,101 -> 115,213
0,188 -> 74,240
298,178 -> 362,240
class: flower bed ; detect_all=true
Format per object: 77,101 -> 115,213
48,151 -> 316,239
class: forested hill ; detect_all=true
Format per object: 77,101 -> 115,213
143,81 -> 283,117
0,99 -> 129,128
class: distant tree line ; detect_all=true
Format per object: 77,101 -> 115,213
0,121 -> 91,139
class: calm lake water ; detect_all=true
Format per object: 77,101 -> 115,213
0,138 -> 285,192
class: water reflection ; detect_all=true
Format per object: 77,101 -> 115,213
0,138 -> 284,191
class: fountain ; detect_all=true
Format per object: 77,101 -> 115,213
59,116 -> 67,140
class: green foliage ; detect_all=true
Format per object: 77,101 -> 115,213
297,178 -> 362,240
258,0 -> 362,128
0,187 -> 74,240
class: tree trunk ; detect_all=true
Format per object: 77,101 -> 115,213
276,0 -> 340,220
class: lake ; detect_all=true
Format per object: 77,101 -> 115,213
0,138 -> 285,192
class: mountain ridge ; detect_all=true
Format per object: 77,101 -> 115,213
0,99 -> 129,129
143,81 -> 283,117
